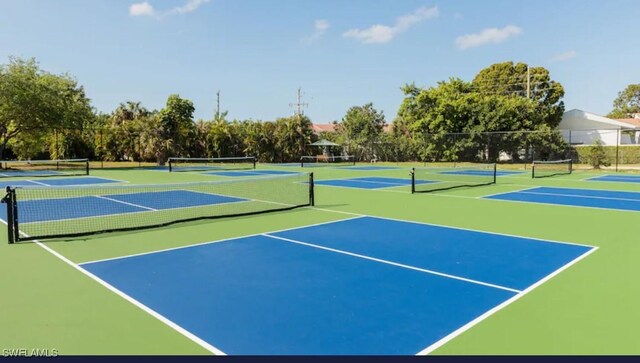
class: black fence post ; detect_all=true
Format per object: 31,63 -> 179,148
616,129 -> 620,172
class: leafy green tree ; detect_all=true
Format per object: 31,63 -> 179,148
157,94 -> 195,162
0,57 -> 93,159
336,103 -> 386,160
274,115 -> 313,162
608,84 -> 640,118
587,139 -> 611,169
472,61 -> 565,127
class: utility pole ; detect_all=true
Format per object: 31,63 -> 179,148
289,88 -> 309,157
526,66 -> 530,99
289,87 -> 308,116
215,90 -> 221,120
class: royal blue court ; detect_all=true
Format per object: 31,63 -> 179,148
485,187 -> 640,212
588,175 -> 640,183
81,216 -> 593,355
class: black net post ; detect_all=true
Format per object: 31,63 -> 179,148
252,157 -> 257,169
492,163 -> 497,184
168,159 -> 173,172
531,164 -> 535,179
411,168 -> 416,193
2,187 -> 18,244
85,159 -> 90,175
309,172 -> 315,206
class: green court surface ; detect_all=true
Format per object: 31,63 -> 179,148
1,163 -> 639,355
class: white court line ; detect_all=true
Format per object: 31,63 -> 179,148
0,219 -> 225,356
26,179 -> 50,186
94,195 -> 157,211
262,234 -> 521,294
79,216 -> 365,265
416,246 -> 598,355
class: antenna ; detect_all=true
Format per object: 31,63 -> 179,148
289,87 -> 309,116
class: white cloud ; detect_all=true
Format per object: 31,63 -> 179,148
303,19 -> 330,44
129,0 -> 210,18
551,50 -> 577,62
168,0 -> 211,15
129,2 -> 155,17
343,6 -> 439,44
455,25 -> 522,50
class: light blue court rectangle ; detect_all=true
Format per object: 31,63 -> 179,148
588,174 -> 640,183
1,190 -> 247,223
440,170 -> 521,176
204,170 -> 299,177
342,166 -> 400,171
81,216 -> 592,355
485,187 -> 640,212
1,177 -> 123,187
314,177 -> 431,190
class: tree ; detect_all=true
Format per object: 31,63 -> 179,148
336,103 -> 386,160
0,57 -> 94,159
587,139 -> 611,169
608,84 -> 640,119
472,61 -> 565,128
157,94 -> 195,162
395,62 -> 567,162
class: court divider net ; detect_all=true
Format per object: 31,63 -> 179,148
2,172 -> 314,243
531,159 -> 573,178
411,164 -> 497,193
0,159 -> 89,178
168,156 -> 256,172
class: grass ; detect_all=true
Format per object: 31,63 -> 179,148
0,162 -> 639,354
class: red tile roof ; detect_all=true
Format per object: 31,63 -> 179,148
311,123 -> 393,133
615,118 -> 640,128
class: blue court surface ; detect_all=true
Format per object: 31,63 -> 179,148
485,187 -> 640,212
81,216 -> 593,355
314,177 -> 428,190
587,174 -> 640,183
441,169 -> 522,176
342,166 -> 401,171
1,177 -> 123,187
204,170 -> 299,177
0,190 -> 247,223
0,169 -> 73,177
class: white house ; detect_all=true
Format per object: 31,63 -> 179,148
559,109 -> 640,146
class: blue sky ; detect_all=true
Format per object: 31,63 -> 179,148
1,0 -> 639,122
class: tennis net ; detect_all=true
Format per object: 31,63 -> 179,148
300,155 -> 356,167
531,159 -> 572,178
0,159 -> 89,178
168,157 -> 256,172
2,172 -> 314,243
411,164 -> 497,193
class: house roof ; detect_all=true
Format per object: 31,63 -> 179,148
311,124 -> 336,133
615,118 -> 640,128
311,123 -> 393,133
561,109 -> 637,129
